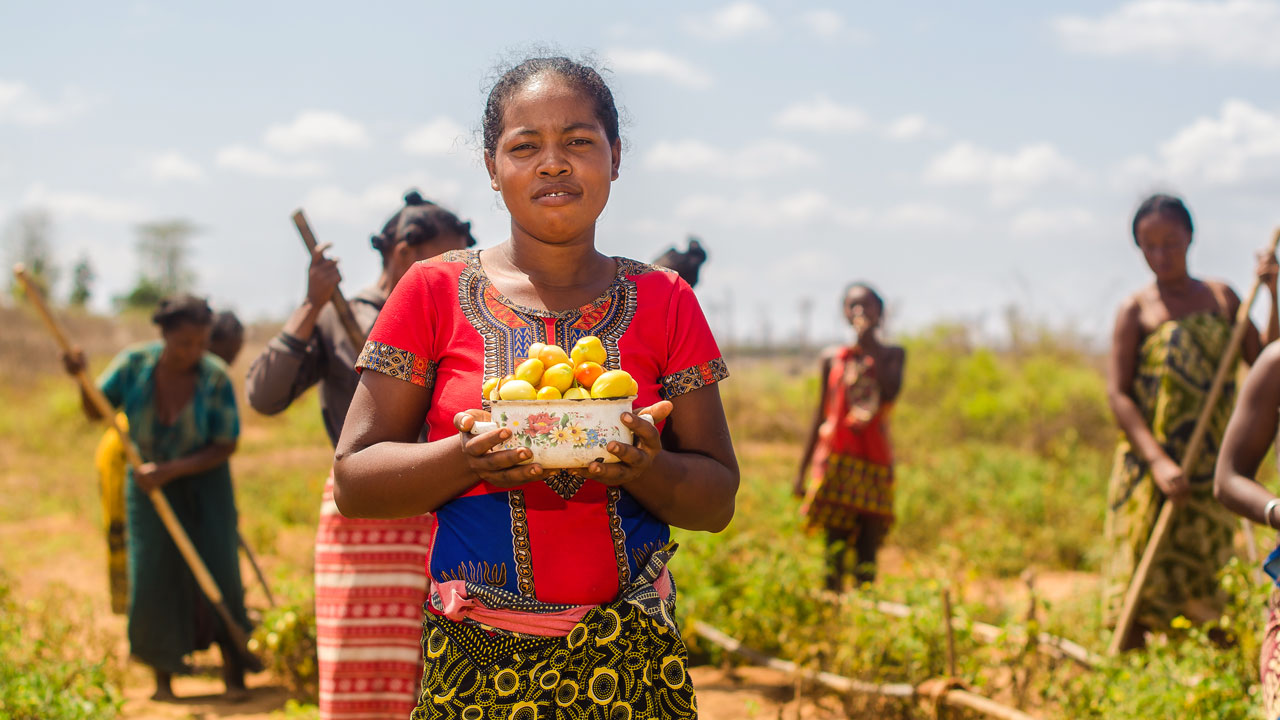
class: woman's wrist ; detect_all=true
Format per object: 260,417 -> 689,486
1265,498 -> 1280,529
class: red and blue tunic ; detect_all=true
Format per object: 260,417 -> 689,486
356,249 -> 728,617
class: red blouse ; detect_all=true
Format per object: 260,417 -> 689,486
356,250 -> 727,606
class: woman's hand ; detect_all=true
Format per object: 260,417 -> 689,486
1151,455 -> 1190,502
135,462 -> 177,493
1257,249 -> 1279,293
453,410 -> 544,488
583,401 -> 674,487
792,470 -> 807,499
62,348 -> 87,376
306,242 -> 342,308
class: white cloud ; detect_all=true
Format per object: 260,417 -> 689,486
684,2 -> 773,40
1158,99 -> 1280,183
773,95 -> 869,133
1009,208 -> 1098,238
643,139 -> 818,178
402,117 -> 469,156
877,203 -> 967,231
21,184 -> 146,223
0,80 -> 91,126
215,145 -> 325,178
924,141 -> 1083,203
302,176 -> 463,225
147,151 -> 204,182
676,189 -> 866,228
605,48 -> 713,89
885,114 -> 946,141
263,110 -> 370,153
1053,0 -> 1280,67
799,9 -> 847,38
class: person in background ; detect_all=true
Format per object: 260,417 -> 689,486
1104,193 -> 1278,650
94,308 -> 246,617
796,282 -> 905,591
67,295 -> 250,701
245,191 -> 473,720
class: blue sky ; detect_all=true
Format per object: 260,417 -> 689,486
4,1 -> 1280,345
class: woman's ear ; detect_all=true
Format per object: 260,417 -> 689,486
610,138 -> 622,181
485,152 -> 500,192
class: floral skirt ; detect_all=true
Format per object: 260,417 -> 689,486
412,600 -> 697,719
1263,587 -> 1280,718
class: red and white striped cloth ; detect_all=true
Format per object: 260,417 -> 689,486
315,473 -> 432,720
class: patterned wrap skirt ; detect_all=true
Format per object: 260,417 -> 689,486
802,451 -> 894,535
1263,587 -> 1280,719
413,547 -> 697,720
315,473 -> 434,720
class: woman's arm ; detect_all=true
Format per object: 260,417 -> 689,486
1107,298 -> 1188,499
586,383 -> 739,533
137,441 -> 237,493
1214,343 -> 1280,524
333,371 -> 542,518
880,346 -> 906,403
795,353 -> 833,496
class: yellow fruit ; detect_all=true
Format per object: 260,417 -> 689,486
481,377 -> 500,401
570,336 -> 606,366
538,344 -> 570,368
563,387 -> 591,400
498,379 -> 538,401
514,358 -> 545,386
590,370 -> 638,399
526,342 -> 546,362
536,386 -> 562,400
540,363 -> 574,393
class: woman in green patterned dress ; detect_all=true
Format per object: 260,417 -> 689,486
65,294 -> 251,699
1104,194 -> 1279,650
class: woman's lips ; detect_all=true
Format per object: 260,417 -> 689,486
533,190 -> 580,207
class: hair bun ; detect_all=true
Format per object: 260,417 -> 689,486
403,190 -> 426,206
370,234 -> 386,251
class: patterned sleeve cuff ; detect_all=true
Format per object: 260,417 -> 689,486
659,357 -> 729,400
355,341 -> 437,390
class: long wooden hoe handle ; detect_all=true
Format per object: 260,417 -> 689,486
12,264 -> 260,666
1108,227 -> 1280,656
291,210 -> 366,351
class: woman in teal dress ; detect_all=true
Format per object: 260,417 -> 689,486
66,294 -> 250,700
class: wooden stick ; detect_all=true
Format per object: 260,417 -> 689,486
13,264 -> 261,667
942,588 -> 957,678
691,621 -> 1040,720
1108,227 -> 1280,656
238,531 -> 276,608
291,210 -> 365,350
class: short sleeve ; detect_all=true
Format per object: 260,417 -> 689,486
206,369 -> 240,444
659,278 -> 730,400
355,263 -> 439,390
97,349 -> 135,409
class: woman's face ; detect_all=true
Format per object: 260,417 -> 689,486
485,75 -> 620,244
844,287 -> 882,334
387,230 -> 474,286
161,322 -> 210,370
1135,213 -> 1191,282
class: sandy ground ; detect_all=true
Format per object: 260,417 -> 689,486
4,513 -> 860,720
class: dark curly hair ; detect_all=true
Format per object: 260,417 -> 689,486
1132,194 -> 1193,245
370,190 -> 475,267
482,56 -> 619,156
151,293 -> 213,332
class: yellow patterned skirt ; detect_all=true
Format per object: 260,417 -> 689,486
412,600 -> 696,720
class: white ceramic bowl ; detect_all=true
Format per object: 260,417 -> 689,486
470,396 -> 651,468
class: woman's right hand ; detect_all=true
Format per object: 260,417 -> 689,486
306,242 -> 342,307
1151,455 -> 1190,501
793,469 -> 807,498
62,348 -> 87,376
453,410 -> 544,488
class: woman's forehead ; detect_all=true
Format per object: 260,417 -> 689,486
500,78 -> 600,133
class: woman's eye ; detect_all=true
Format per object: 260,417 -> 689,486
511,143 -> 535,152
568,138 -> 591,146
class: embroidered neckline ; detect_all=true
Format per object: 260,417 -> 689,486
458,248 -> 653,320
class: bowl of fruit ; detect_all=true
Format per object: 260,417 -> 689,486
472,336 -> 649,468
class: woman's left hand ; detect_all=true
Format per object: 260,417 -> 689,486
583,401 -> 674,487
135,462 -> 177,493
1257,249 -> 1278,292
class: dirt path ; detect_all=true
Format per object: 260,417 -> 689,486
5,514 -> 852,719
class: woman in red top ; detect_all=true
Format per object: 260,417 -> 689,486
797,283 -> 905,591
334,56 -> 738,719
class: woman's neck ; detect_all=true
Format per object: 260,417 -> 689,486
1155,274 -> 1196,295
854,329 -> 882,351
500,229 -> 611,289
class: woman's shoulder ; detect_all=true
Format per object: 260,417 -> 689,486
198,352 -> 233,385
616,256 -> 678,281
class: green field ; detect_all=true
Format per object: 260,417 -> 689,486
0,307 -> 1274,718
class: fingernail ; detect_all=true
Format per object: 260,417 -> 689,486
622,413 -> 633,422
501,430 -> 511,439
